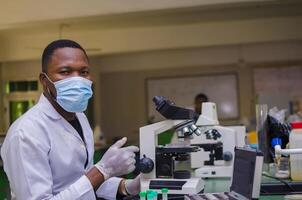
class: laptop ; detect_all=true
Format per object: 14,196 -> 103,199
185,147 -> 264,200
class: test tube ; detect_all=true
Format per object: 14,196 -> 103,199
161,188 -> 168,200
139,191 -> 147,200
153,191 -> 158,200
147,193 -> 154,200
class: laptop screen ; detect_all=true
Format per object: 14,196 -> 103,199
230,148 -> 258,199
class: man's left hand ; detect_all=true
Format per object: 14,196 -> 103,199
125,174 -> 141,195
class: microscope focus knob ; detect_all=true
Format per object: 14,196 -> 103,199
223,151 -> 233,161
139,155 -> 154,173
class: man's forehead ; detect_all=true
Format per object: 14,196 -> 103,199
50,47 -> 89,65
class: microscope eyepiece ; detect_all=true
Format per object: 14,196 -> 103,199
152,96 -> 164,106
152,96 -> 199,120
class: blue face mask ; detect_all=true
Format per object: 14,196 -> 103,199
45,74 -> 93,113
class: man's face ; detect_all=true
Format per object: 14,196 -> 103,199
41,47 -> 91,96
47,47 -> 91,81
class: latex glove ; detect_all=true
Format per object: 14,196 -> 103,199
95,137 -> 139,180
125,174 -> 141,195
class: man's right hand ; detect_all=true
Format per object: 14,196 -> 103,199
94,137 -> 139,180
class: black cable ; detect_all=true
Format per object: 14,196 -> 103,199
262,172 -> 295,192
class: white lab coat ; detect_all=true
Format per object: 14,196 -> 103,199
1,94 -> 121,200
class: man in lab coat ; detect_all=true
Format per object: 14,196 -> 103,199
1,39 -> 140,200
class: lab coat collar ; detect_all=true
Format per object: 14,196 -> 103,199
38,94 -> 62,120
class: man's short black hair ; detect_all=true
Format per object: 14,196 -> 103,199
42,39 -> 88,73
195,93 -> 208,102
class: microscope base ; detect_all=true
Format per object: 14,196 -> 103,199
141,178 -> 204,194
195,165 -> 233,178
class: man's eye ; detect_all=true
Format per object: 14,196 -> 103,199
60,71 -> 70,75
81,71 -> 89,76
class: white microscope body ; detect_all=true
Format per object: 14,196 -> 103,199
191,103 -> 246,178
140,120 -> 205,195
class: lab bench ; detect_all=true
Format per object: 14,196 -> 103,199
0,169 -> 291,200
0,149 -> 293,200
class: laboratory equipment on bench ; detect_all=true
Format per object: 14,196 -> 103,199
289,122 -> 302,181
185,147 -> 264,200
139,120 -> 204,196
139,96 -> 205,196
260,113 -> 302,196
268,117 -> 302,180
190,102 -> 246,178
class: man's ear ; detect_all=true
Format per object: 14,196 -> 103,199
39,72 -> 57,97
39,72 -> 47,90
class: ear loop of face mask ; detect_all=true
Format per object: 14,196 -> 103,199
43,73 -> 57,100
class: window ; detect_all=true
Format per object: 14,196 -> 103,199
5,80 -> 38,94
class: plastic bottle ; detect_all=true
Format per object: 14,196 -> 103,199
139,191 -> 147,200
275,157 -> 289,179
161,188 -> 168,200
289,122 -> 302,181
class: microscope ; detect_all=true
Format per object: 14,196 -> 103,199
139,96 -> 206,196
190,103 -> 246,178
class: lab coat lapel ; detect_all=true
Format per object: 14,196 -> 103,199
38,94 -> 89,161
76,113 -> 91,165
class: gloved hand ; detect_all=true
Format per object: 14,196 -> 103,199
95,137 -> 139,180
125,174 -> 141,195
